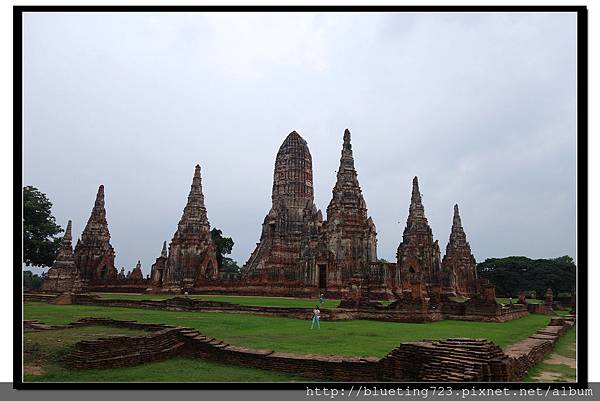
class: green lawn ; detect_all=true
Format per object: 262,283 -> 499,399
23,325 -> 304,382
496,297 -> 542,305
24,302 -> 551,358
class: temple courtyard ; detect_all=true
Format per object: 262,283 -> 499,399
23,294 -> 575,383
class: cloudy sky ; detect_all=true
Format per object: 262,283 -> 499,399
23,12 -> 577,275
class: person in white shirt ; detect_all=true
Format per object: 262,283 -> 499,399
310,305 -> 321,329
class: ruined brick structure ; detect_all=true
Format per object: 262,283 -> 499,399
40,130 -> 494,302
41,220 -> 87,292
396,177 -> 442,297
440,204 -> 478,297
74,185 -> 118,281
241,131 -> 323,288
149,241 -> 168,287
310,129 -> 379,297
241,130 -> 388,298
160,165 -> 219,292
129,261 -> 144,281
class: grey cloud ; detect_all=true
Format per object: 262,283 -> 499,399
23,12 -> 576,275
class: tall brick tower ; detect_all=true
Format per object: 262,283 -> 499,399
74,185 -> 117,281
441,204 -> 478,297
318,129 -> 377,294
242,131 -> 322,283
162,165 -> 218,292
396,177 -> 441,295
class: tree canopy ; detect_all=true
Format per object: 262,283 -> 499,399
23,186 -> 63,268
210,228 -> 240,278
23,270 -> 45,290
476,255 -> 576,298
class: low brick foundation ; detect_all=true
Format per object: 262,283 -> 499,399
25,314 -> 575,382
527,303 -> 555,315
34,293 -> 528,323
63,327 -> 193,369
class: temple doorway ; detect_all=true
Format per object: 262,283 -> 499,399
318,264 -> 327,289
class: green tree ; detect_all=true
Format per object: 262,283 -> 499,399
210,228 -> 238,277
23,270 -> 44,290
476,255 -> 576,298
23,186 -> 63,268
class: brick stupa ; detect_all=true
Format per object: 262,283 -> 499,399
42,220 -> 87,292
242,131 -> 322,283
440,204 -> 478,297
319,129 -> 378,294
129,260 -> 144,281
161,165 -> 218,292
74,185 -> 118,281
396,177 -> 441,296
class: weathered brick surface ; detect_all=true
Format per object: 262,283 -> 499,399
380,338 -> 510,382
161,165 -> 219,292
41,221 -> 87,293
527,303 -> 555,315
74,185 -> 118,281
396,177 -> 442,297
440,205 -> 478,297
63,327 -> 192,369
241,132 -> 322,287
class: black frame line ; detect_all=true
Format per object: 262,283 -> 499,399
13,4 -> 588,391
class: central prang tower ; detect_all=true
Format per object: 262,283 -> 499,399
241,131 -> 322,284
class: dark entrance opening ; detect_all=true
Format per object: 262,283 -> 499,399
318,264 -> 327,289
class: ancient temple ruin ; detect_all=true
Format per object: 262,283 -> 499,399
74,185 -> 118,281
240,130 -> 390,298
241,131 -> 323,291
41,129 -> 492,302
129,260 -> 144,281
41,220 -> 86,292
160,165 -> 219,292
309,129 -> 379,297
396,177 -> 442,297
149,241 -> 168,287
440,204 -> 478,297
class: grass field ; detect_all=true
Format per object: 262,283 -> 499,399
496,297 -> 542,305
24,302 -> 551,357
23,326 -> 304,382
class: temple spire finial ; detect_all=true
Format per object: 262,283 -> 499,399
410,176 -> 423,211
95,185 -> 105,207
64,220 -> 72,241
453,204 -> 462,227
161,241 -> 168,257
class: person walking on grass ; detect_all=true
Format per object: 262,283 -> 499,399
319,293 -> 325,305
310,305 -> 321,329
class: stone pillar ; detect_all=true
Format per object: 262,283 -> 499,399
544,288 -> 554,306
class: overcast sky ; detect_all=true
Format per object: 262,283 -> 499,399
23,12 -> 577,276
